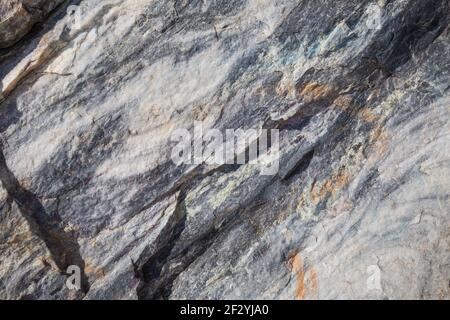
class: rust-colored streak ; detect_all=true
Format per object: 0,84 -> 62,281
287,250 -> 320,300
288,250 -> 306,300
84,262 -> 106,279
308,267 -> 318,298
310,168 -> 351,204
369,125 -> 392,156
293,254 -> 306,300
299,82 -> 336,103
358,107 -> 379,123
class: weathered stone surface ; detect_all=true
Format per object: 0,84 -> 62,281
0,0 -> 64,48
0,0 -> 449,299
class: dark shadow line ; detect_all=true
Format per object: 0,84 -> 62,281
0,146 -> 90,294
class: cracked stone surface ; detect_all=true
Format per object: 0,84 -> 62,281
0,0 -> 449,300
0,0 -> 64,48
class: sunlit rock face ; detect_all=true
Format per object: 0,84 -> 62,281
0,0 -> 449,300
0,0 -> 64,48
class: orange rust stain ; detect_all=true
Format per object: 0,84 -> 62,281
287,250 -> 306,300
308,267 -> 319,298
287,250 -> 320,300
299,82 -> 336,103
84,262 -> 106,279
332,96 -> 380,124
369,125 -> 391,156
358,107 -> 380,123
310,168 -> 351,204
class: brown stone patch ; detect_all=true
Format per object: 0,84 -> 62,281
0,1 -> 65,48
0,2 -> 33,48
7,232 -> 28,245
310,168 -> 351,204
299,82 -> 336,103
287,250 -> 319,300
287,250 -> 305,300
1,30 -> 64,101
84,262 -> 106,279
369,125 -> 391,156
332,95 -> 353,111
358,107 -> 380,123
332,95 -> 380,124
192,104 -> 209,121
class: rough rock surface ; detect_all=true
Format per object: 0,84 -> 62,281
0,0 -> 64,48
0,0 -> 449,300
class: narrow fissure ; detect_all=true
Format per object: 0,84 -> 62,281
0,146 -> 90,294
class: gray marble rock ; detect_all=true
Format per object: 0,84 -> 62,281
0,0 -> 449,300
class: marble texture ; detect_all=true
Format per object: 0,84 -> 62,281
0,0 -> 449,299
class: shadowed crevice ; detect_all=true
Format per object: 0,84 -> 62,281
0,146 -> 90,294
136,194 -> 188,300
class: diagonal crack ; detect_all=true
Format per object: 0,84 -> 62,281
0,146 -> 90,294
136,193 -> 188,300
